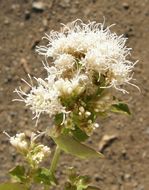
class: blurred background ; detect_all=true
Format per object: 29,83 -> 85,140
0,0 -> 149,190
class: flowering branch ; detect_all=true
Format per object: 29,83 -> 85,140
1,19 -> 138,190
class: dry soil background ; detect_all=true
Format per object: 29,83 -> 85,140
0,0 -> 149,190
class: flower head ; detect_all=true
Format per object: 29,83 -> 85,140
14,77 -> 66,122
8,132 -> 51,168
10,133 -> 28,152
15,20 -> 137,134
29,144 -> 51,166
54,53 -> 75,71
36,19 -> 136,92
55,73 -> 88,96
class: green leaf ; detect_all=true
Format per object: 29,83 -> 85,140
111,103 -> 131,115
72,126 -> 89,142
66,167 -> 78,184
54,113 -> 63,126
52,134 -> 104,159
34,167 -> 57,186
78,176 -> 90,185
9,165 -> 26,183
76,176 -> 90,190
0,183 -> 27,190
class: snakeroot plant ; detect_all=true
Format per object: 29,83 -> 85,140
2,20 -> 138,190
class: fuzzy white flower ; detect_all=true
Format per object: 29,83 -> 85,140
15,78 -> 65,121
42,145 -> 51,156
10,133 -> 28,151
36,19 -> 136,92
55,73 -> 88,96
9,132 -> 51,166
25,85 -> 60,118
31,144 -> 51,165
83,48 -> 109,73
54,53 -> 75,71
107,61 -> 135,93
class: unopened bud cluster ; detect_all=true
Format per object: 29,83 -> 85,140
15,20 -> 136,135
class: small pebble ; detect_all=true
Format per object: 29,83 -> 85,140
94,174 -> 104,182
122,2 -> 129,10
32,2 -> 46,12
4,19 -> 10,25
59,0 -> 70,8
124,173 -> 131,180
42,19 -> 48,27
24,10 -> 31,20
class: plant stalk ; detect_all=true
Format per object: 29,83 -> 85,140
50,145 -> 61,174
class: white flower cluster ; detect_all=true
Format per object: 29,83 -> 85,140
36,20 -> 135,93
29,144 -> 51,166
9,132 -> 50,167
10,133 -> 28,151
15,20 -> 136,133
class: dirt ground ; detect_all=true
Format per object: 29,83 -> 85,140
0,0 -> 149,189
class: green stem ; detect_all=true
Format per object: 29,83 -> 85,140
25,167 -> 35,190
44,185 -> 50,190
50,145 -> 61,174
